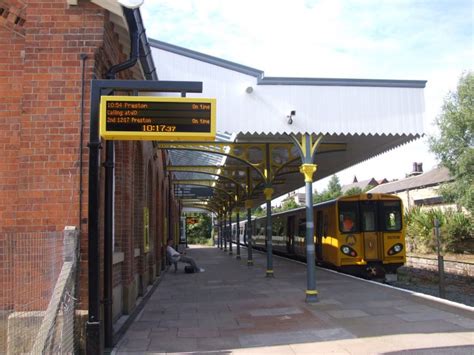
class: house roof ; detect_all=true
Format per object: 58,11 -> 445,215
368,166 -> 452,194
342,178 -> 379,193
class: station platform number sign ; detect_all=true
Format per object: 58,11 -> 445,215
100,96 -> 216,141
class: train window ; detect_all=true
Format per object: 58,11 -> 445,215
380,201 -> 402,231
297,218 -> 306,238
323,217 -> 329,236
360,201 -> 377,232
338,202 -> 359,233
256,219 -> 266,236
272,217 -> 286,236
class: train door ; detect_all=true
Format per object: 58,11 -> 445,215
360,200 -> 380,260
315,210 -> 323,261
287,215 -> 295,254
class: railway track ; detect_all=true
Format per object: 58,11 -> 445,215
388,255 -> 474,307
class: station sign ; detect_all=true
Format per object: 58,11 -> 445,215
175,186 -> 214,199
100,96 -> 216,141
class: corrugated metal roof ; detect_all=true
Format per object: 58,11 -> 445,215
150,40 -> 426,136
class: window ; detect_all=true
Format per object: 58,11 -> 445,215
360,200 -> 377,232
338,202 -> 359,233
380,201 -> 402,231
297,217 -> 306,238
272,216 -> 286,236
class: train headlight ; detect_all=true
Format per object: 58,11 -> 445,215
340,245 -> 357,257
388,243 -> 403,255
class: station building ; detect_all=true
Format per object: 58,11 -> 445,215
0,1 -> 179,352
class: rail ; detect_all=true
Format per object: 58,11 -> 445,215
406,254 -> 474,278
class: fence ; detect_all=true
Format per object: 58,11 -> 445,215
0,227 -> 79,354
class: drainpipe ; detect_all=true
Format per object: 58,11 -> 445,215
103,7 -> 141,349
79,54 -> 87,230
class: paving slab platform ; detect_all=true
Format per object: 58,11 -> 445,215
113,245 -> 474,354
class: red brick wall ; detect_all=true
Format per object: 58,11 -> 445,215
0,0 -> 179,321
0,0 -> 25,232
15,1 -> 102,234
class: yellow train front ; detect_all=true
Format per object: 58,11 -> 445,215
251,193 -> 406,279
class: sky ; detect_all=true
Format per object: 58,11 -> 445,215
140,0 -> 473,194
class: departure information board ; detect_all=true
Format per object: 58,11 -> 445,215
99,96 -> 216,141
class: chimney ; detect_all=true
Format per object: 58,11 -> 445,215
408,162 -> 423,177
417,162 -> 423,173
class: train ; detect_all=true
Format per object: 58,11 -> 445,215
231,193 -> 406,279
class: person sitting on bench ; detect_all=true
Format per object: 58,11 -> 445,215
166,239 -> 204,273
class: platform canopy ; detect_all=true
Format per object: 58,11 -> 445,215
149,40 -> 426,213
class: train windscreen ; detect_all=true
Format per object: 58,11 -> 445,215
338,199 -> 402,233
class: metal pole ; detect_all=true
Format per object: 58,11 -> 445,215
220,217 -> 223,249
86,81 -> 102,354
236,209 -> 241,259
301,134 -> 318,303
217,217 -> 220,248
228,210 -> 233,255
435,219 -> 445,298
103,140 -> 114,348
264,187 -> 273,277
246,203 -> 253,266
224,213 -> 227,252
302,165 -> 318,302
264,143 -> 274,277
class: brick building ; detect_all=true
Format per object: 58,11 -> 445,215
368,165 -> 454,210
0,0 -> 178,351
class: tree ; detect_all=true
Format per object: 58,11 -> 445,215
313,175 -> 343,203
327,175 -> 342,197
253,205 -> 266,217
186,213 -> 212,244
274,196 -> 300,212
344,187 -> 363,196
429,72 -> 474,213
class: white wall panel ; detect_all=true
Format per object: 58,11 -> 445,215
152,47 -> 425,136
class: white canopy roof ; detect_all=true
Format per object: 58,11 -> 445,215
150,40 -> 425,136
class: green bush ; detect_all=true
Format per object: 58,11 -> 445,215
442,210 -> 474,253
405,207 -> 473,254
186,214 -> 212,244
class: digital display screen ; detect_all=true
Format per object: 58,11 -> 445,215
100,96 -> 216,141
